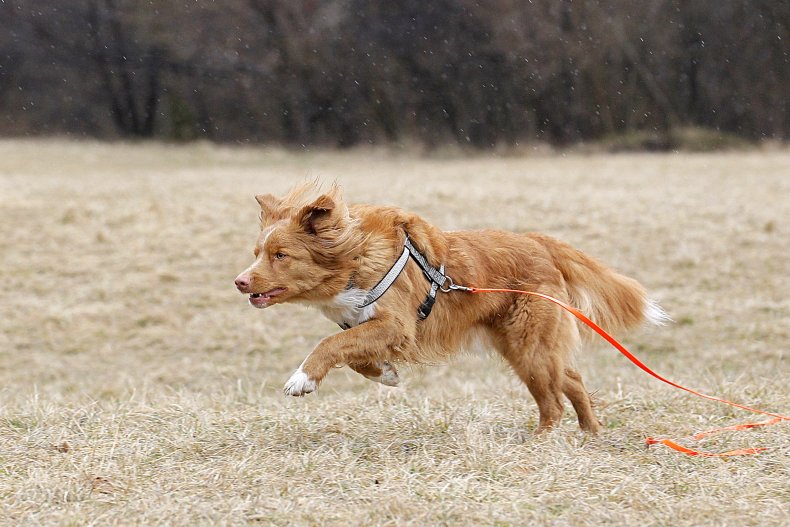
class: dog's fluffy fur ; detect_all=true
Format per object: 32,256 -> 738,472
235,182 -> 668,433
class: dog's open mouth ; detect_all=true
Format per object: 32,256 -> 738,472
249,287 -> 287,308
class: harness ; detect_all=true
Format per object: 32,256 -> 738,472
340,234 -> 448,329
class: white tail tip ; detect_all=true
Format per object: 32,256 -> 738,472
645,299 -> 672,326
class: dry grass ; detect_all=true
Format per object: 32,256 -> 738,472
1,139 -> 788,526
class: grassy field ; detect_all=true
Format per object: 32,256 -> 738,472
1,140 -> 788,526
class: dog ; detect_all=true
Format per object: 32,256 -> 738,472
234,182 -> 668,433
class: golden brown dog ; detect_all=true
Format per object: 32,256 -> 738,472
234,182 -> 668,433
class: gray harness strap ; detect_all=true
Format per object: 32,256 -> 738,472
352,234 -> 447,320
417,263 -> 444,320
404,236 -> 447,286
357,245 -> 410,308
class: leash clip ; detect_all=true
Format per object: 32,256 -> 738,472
440,276 -> 473,293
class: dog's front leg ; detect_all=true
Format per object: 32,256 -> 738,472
348,361 -> 400,387
283,316 -> 406,396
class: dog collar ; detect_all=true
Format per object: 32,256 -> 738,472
354,234 -> 448,320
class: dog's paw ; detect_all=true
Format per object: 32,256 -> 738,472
365,361 -> 400,387
283,368 -> 317,397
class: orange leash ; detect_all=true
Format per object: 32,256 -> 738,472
464,287 -> 789,457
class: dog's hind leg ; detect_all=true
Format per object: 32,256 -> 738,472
493,291 -> 569,433
505,348 -> 566,433
348,361 -> 400,387
557,320 -> 602,433
562,368 -> 602,433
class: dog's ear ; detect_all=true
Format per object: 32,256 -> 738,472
295,194 -> 336,235
255,194 -> 279,220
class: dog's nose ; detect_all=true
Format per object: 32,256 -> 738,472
235,274 -> 251,293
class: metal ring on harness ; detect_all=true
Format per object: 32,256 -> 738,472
439,275 -> 455,293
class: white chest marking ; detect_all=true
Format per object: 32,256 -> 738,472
317,288 -> 377,328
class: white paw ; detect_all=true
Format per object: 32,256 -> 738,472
283,368 -> 317,396
365,361 -> 400,387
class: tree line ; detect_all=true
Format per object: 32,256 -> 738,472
0,0 -> 787,148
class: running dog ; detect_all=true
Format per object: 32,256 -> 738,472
234,182 -> 668,432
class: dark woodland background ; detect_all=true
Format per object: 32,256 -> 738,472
0,0 -> 787,148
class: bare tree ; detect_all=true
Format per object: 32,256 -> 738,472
87,0 -> 161,136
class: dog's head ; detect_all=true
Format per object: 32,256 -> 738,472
234,183 -> 362,308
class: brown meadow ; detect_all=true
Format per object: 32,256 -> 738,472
1,140 -> 788,525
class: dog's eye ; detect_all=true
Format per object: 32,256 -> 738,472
274,252 -> 287,260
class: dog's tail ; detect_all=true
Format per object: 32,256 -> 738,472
541,236 -> 670,340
